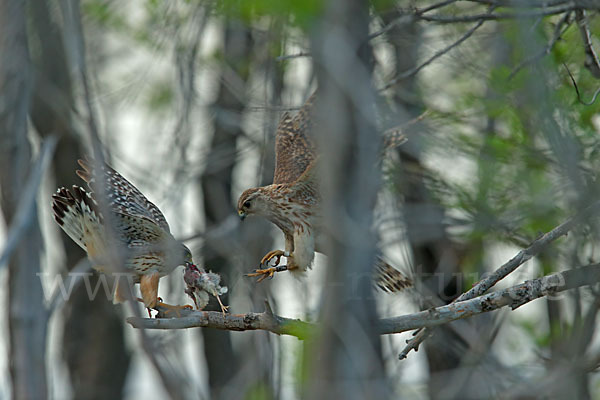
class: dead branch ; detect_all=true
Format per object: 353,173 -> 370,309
127,300 -> 314,340
381,263 -> 600,335
399,199 -> 600,359
127,264 -> 600,345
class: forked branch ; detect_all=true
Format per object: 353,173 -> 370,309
128,264 -> 600,343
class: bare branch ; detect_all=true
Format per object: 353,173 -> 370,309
399,199 -> 600,358
127,264 -> 600,341
127,302 -> 314,340
576,9 -> 600,79
380,8 -> 492,90
415,4 -> 576,23
382,263 -> 600,335
275,52 -> 311,61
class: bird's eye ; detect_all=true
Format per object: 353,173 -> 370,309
244,201 -> 251,208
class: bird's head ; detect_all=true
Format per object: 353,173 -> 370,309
180,243 -> 194,265
237,187 -> 271,221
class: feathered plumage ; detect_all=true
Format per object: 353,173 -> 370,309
183,263 -> 228,314
237,93 -> 412,292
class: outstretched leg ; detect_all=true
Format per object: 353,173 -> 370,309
139,272 -> 192,317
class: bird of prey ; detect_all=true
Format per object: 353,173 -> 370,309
237,93 -> 412,291
52,159 -> 224,314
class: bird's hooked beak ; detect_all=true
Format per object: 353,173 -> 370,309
185,261 -> 198,271
238,210 -> 246,221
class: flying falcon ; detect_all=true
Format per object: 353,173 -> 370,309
237,93 -> 412,292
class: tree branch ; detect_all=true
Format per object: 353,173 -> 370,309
414,4 -> 577,23
127,264 -> 600,346
381,263 -> 600,334
576,9 -> 600,79
399,199 -> 600,359
127,300 -> 314,340
380,9 -> 491,90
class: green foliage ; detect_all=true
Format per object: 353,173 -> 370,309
216,0 -> 323,29
245,382 -> 274,400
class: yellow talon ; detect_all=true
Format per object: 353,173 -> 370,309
156,302 -> 193,318
260,250 -> 286,267
246,265 -> 288,283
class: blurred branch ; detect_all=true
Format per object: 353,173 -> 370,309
276,52 -> 311,61
399,199 -> 600,359
0,136 -> 57,268
508,11 -> 573,80
564,63 -> 600,105
575,9 -> 600,78
414,4 -> 578,23
381,8 -> 492,90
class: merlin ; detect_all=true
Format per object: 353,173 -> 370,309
237,94 -> 412,291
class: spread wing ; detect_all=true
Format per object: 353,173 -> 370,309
273,92 -> 318,185
76,158 -> 171,233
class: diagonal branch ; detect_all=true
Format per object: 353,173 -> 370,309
380,263 -> 600,334
398,199 -> 600,359
508,11 -> 573,80
380,9 -> 491,90
576,9 -> 600,79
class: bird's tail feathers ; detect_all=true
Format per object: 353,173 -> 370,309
373,257 -> 413,293
52,186 -> 103,251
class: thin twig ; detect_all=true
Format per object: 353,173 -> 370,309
380,9 -> 492,90
276,52 -> 311,62
564,63 -> 600,105
508,11 -> 573,80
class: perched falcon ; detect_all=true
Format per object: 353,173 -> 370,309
52,159 -> 225,314
237,93 -> 412,291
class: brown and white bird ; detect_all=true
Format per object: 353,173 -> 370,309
52,158 -> 204,314
183,263 -> 228,314
237,94 -> 412,292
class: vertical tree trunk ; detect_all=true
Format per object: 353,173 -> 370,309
199,19 -> 252,398
0,0 -> 48,398
28,1 -> 131,397
308,1 -> 388,398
